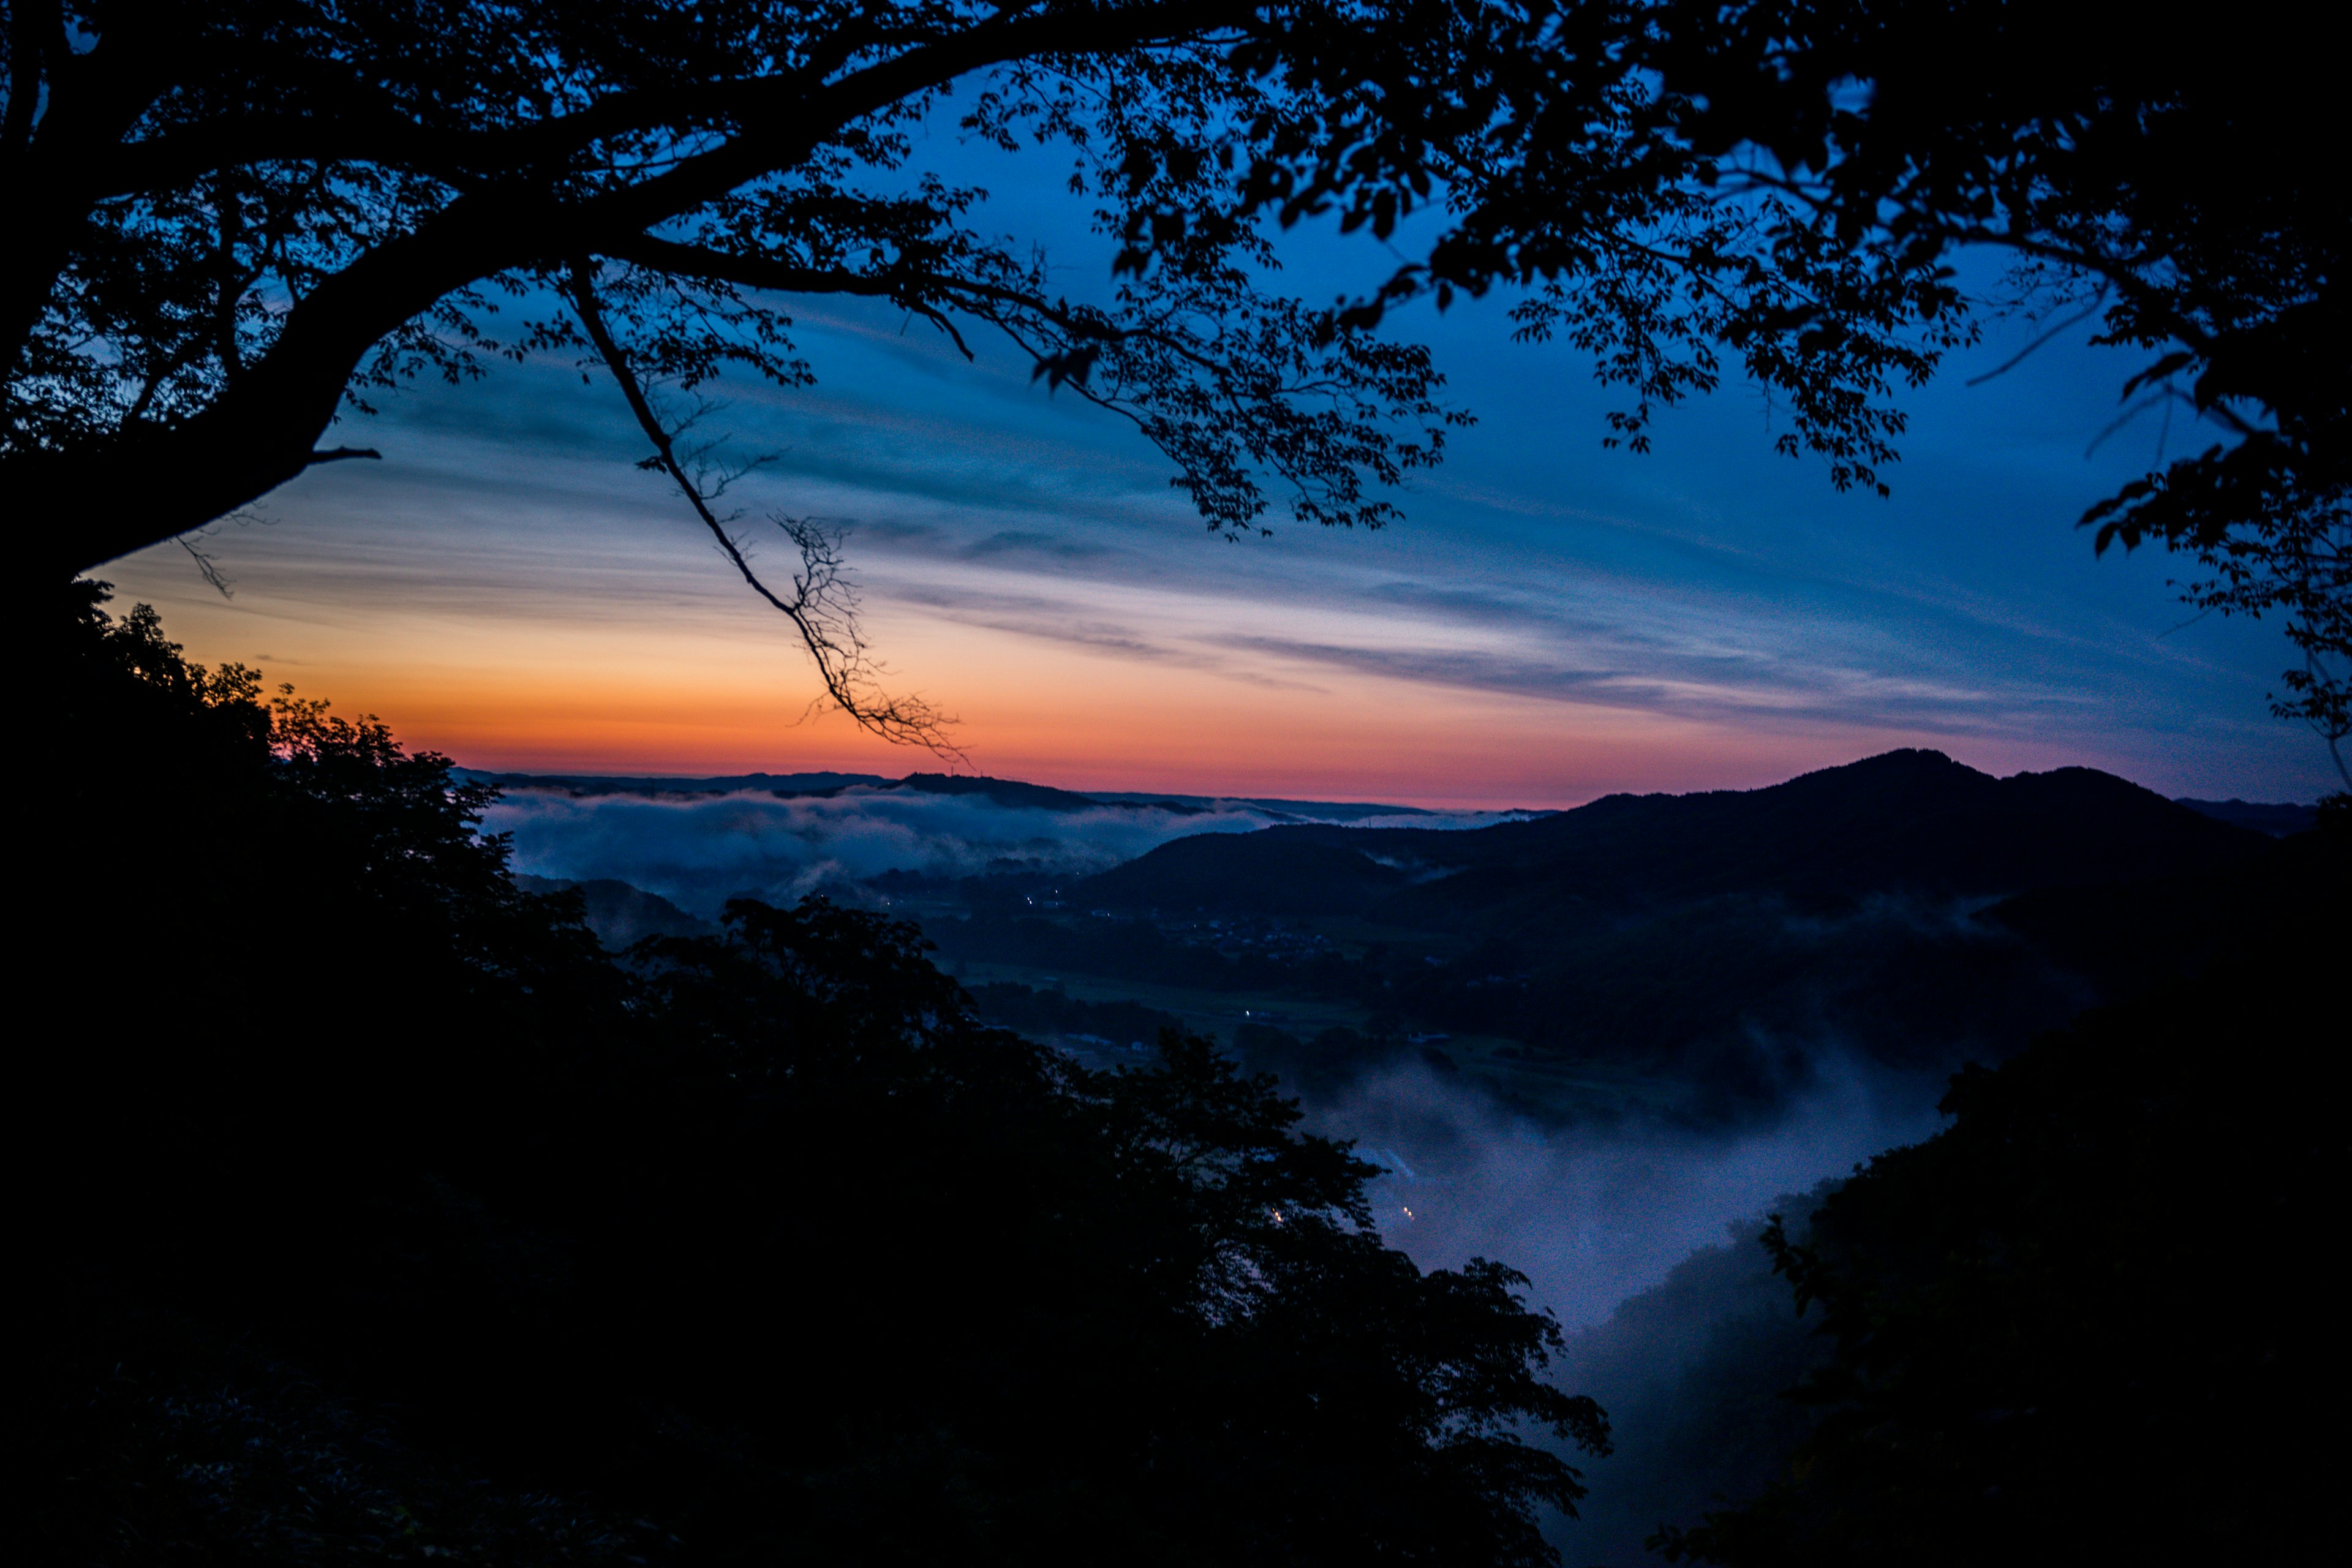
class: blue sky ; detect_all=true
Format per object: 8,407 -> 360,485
99,122 -> 2337,804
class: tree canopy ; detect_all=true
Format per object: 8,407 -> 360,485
4,1 -> 2341,756
1650,828 -> 2346,1566
33,581 -> 1608,1564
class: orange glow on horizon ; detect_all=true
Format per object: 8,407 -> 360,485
122,608 -> 2078,808
94,513 -> 2133,809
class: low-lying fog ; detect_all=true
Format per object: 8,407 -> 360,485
1329,1058 -> 1938,1331
483,783 -> 1522,914
483,780 -> 1934,1284
486,781 -> 1952,1563
1318,1061 -> 1941,1565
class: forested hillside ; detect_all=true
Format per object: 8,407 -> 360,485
1656,895 -> 2345,1566
910,752 -> 2302,1117
37,587 -> 2345,1567
1083,750 -> 2266,919
32,586 -> 1601,1566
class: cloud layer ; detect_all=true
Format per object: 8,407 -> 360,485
486,785 -> 1522,915
94,149 -> 2339,799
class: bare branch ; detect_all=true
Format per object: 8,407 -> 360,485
2299,648 -> 2352,790
564,257 -> 963,761
178,531 -> 233,597
2084,389 -> 2180,459
1964,286 -> 2109,386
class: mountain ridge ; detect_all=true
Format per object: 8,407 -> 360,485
1079,750 -> 2269,923
459,766 -> 1439,820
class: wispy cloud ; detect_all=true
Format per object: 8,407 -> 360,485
101,266 -> 2339,800
1223,633 -> 2081,734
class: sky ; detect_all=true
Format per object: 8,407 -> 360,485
96,125 -> 2337,807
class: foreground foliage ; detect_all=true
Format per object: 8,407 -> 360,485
31,584 -> 1604,1566
1654,818 -> 2346,1567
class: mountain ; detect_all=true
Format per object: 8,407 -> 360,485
467,767 -> 1153,811
937,751 -> 2290,1107
464,766 -> 1428,819
888,771 -> 1158,813
1082,790 -> 1442,822
1078,750 -> 2265,925
483,750 -> 2297,1114
1083,831 -> 1416,914
463,768 -> 892,796
2176,796 -> 2320,836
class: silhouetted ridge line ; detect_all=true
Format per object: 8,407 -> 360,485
461,767 -> 892,796
1079,749 -> 2265,920
462,766 -> 1434,819
2174,796 -> 2320,836
888,772 -> 1147,813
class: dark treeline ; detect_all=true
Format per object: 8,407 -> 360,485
1654,896 -> 2345,1566
31,586 -> 1603,1566
1557,1205 -> 1841,1564
919,775 -> 2352,1565
33,587 -> 2347,1567
1550,824 -> 2347,1564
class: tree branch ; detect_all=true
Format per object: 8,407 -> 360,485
25,0 -> 1257,572
84,0 -> 1242,201
1,0 -> 56,167
564,257 -> 962,760
1963,286 -> 2109,386
603,234 -> 1229,374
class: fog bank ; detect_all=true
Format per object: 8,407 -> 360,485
1308,1060 -> 1943,1564
1320,1058 -> 1940,1330
484,785 -> 1524,915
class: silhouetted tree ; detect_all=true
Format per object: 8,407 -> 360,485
0,4 -> 1939,742
1631,0 -> 2349,770
1651,836 -> 2346,1566
9,3 -> 2337,750
32,586 -> 1607,1566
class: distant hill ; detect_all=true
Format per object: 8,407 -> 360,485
1084,831 -> 1416,914
889,771 -> 1162,813
492,751 -> 2311,1117
469,767 -> 1140,812
1080,750 -> 2266,924
464,767 -> 1428,820
965,752 -> 2290,1103
1082,790 -> 1441,822
466,769 -> 892,796
2175,796 -> 2320,836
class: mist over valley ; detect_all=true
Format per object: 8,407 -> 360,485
31,6 -> 2345,1560
485,747 -> 2324,1563
491,750 -> 2294,1132
480,769 -> 1533,913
